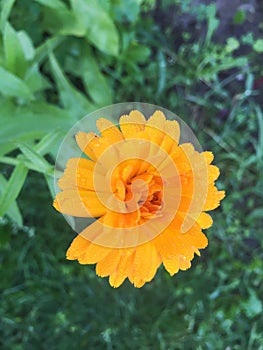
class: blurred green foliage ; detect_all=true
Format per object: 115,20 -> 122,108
0,0 -> 263,349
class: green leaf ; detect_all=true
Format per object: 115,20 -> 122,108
25,64 -> 51,93
3,22 -> 27,77
112,0 -> 143,23
125,44 -> 151,64
253,39 -> 263,53
34,36 -> 64,65
34,130 -> 64,156
49,52 -> 94,118
0,0 -> 16,31
243,289 -> 263,318
17,143 -> 53,175
34,0 -> 66,10
233,9 -> 246,25
255,106 -> 263,161
0,173 -> 23,226
226,37 -> 240,53
80,48 -> 112,106
44,174 -> 55,198
71,0 -> 119,56
17,30 -> 35,60
0,163 -> 28,218
0,100 -> 73,147
0,66 -> 33,99
37,5 -> 85,37
205,4 -> 219,45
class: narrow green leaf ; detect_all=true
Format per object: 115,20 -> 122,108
25,64 -> 51,93
255,106 -> 263,161
0,163 -> 28,218
0,0 -> 16,31
0,173 -> 23,226
17,143 -> 53,174
34,130 -> 63,156
44,174 -> 55,198
71,0 -> 119,56
3,22 -> 27,77
0,156 -> 45,172
49,52 -> 94,118
17,30 -> 35,60
34,0 -> 66,10
34,36 -> 64,65
205,4 -> 219,45
0,66 -> 33,99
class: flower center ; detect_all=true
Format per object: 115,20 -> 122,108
113,160 -> 163,220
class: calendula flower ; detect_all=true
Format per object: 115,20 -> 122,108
54,110 -> 225,288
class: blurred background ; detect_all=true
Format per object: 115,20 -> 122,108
0,0 -> 263,349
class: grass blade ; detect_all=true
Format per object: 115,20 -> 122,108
0,163 -> 28,218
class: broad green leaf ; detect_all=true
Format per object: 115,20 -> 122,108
17,30 -> 35,60
80,48 -> 112,106
0,143 -> 15,157
0,0 -> 16,31
39,7 -> 85,37
71,0 -> 119,56
125,43 -> 151,63
0,173 -> 23,226
0,66 -> 33,99
17,143 -> 53,174
112,0 -> 143,23
0,100 -> 73,147
49,52 -> 94,118
0,163 -> 28,218
3,22 -> 27,77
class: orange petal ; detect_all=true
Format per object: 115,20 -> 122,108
203,151 -> 214,165
78,242 -> 111,264
197,212 -> 213,229
53,189 -> 107,217
128,242 -> 160,287
66,235 -> 91,260
58,158 -> 96,190
164,120 -> 180,144
203,186 -> 225,211
119,110 -> 146,138
208,164 -> 220,183
185,225 -> 209,249
154,231 -> 180,276
109,248 -> 135,288
96,118 -> 123,143
96,249 -> 122,277
145,111 -> 166,145
75,132 -> 96,160
147,110 -> 166,129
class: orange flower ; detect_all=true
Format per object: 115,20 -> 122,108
54,110 -> 225,288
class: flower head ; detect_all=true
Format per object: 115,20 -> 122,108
54,110 -> 225,288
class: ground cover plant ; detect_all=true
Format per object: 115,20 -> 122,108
0,0 -> 263,349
